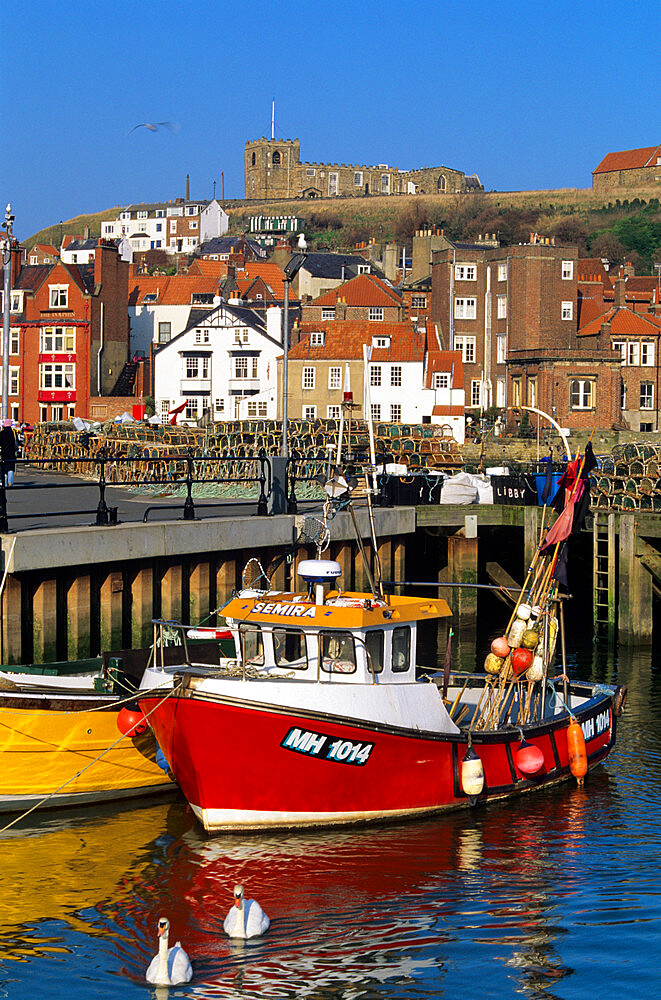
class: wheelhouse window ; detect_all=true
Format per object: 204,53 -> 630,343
273,628 -> 308,670
239,624 -> 264,666
392,626 -> 411,672
364,630 -> 384,674
320,631 -> 357,674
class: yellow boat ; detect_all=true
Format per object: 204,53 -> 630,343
0,689 -> 175,814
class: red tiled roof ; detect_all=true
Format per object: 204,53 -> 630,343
433,404 -> 464,417
576,257 -> 612,286
291,320 -> 424,362
577,291 -> 605,328
425,349 -> 464,389
128,275 -> 220,306
312,273 -> 402,308
578,306 -> 661,337
593,145 -> 661,174
236,262 -> 287,299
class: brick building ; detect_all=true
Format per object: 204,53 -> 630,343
301,273 -> 404,324
244,137 -> 481,200
592,144 -> 661,192
6,243 -> 130,423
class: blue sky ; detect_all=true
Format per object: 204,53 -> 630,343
3,0 -> 658,241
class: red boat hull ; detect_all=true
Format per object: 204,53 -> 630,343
140,682 -> 619,832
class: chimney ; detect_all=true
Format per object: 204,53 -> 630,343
614,278 -> 626,308
84,225 -> 90,240
600,321 -> 611,340
335,298 -> 347,320
186,174 -> 190,201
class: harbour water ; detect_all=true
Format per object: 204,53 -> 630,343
0,636 -> 658,999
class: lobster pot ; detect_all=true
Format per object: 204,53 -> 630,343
507,619 -> 526,648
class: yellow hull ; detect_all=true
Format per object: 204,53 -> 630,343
0,702 -> 174,811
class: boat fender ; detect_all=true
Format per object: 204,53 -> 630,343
515,739 -> 545,777
117,706 -> 149,737
507,619 -> 526,648
521,629 -> 539,650
527,654 -> 544,682
484,653 -> 504,675
461,743 -> 484,803
511,647 -> 533,676
567,719 -> 588,785
517,603 -> 532,622
491,635 -> 510,658
614,685 -> 627,717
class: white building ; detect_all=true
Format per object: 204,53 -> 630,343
128,276 -> 222,356
153,303 -> 283,424
102,199 -> 228,255
60,236 -> 132,265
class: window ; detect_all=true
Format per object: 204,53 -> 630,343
39,363 -> 75,389
306,167 -> 315,176
641,422 -> 653,432
328,366 -> 341,390
354,171 -> 363,187
497,295 -> 507,319
247,400 -> 268,416
310,331 -> 325,346
371,403 -> 381,422
303,405 -> 317,420
454,335 -> 476,363
471,380 -> 481,407
235,357 -> 249,379
185,398 -> 199,420
569,379 -> 594,409
49,285 -> 68,308
370,365 -> 382,387
170,220 -> 177,233
433,372 -> 449,389
392,626 -> 411,672
158,322 -> 171,343
512,377 -> 522,406
9,367 -> 19,396
10,291 -> 22,312
368,307 -> 384,322
328,172 -> 338,196
641,342 -> 655,367
214,398 -> 224,413
562,260 -> 573,280
272,151 -> 281,166
411,295 -> 426,309
160,399 -> 171,422
273,628 -> 308,669
527,376 -> 537,407
251,357 -> 258,379
302,366 -> 315,389
321,307 -> 335,320
390,403 -> 402,422
561,301 -> 573,321
189,221 -> 198,230
195,330 -> 202,343
496,378 -> 506,407
137,210 -> 148,219
497,336 -> 506,364
498,263 -> 507,281
364,631 -> 384,673
357,264 -> 370,274
156,223 -> 163,232
454,297 -> 476,319
156,209 -> 165,218
640,382 -> 654,409
454,264 -> 476,281
320,631 -> 356,674
39,404 -> 48,421
627,342 -> 640,366
620,380 -> 627,410
239,624 -> 264,666
185,357 -> 199,378
327,405 -> 341,419
612,340 -> 626,363
381,174 -> 390,194
390,365 -> 402,387
40,327 -> 75,352
52,405 -> 63,421
10,328 -> 19,355
373,336 -> 390,348
143,293 -> 158,303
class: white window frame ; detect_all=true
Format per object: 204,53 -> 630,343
381,174 -> 391,194
371,403 -> 381,422
368,307 -> 384,322
370,365 -> 382,387
354,171 -> 363,187
310,331 -> 325,346
214,398 -> 224,413
471,380 -> 481,407
9,367 -> 19,396
640,382 -> 654,410
411,295 -> 426,310
612,340 -> 626,364
562,260 -> 574,280
497,336 -> 506,364
321,307 -> 335,320
303,404 -> 317,420
641,342 -> 655,367
10,328 -> 19,355
561,301 -> 573,321
302,366 -> 315,390
39,362 -> 75,390
326,405 -> 341,419
390,365 -> 402,387
454,297 -> 477,319
234,357 -> 249,379
158,322 -> 171,343
40,326 -> 75,353
185,397 -> 199,421
10,291 -> 23,313
512,377 -> 522,406
49,285 -> 68,309
390,403 -> 401,422
569,379 -> 594,410
497,263 -> 507,282
627,342 -> 640,366
433,372 -> 450,389
454,264 -> 476,281
328,366 -> 341,390
497,295 -> 507,320
496,378 -> 506,407
454,335 -> 476,364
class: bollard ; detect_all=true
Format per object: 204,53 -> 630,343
95,447 -> 109,525
287,454 -> 298,514
256,449 -> 268,516
183,448 -> 195,520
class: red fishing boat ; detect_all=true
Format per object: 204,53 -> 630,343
139,552 -> 625,833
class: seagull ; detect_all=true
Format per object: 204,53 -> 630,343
145,916 -> 193,986
223,884 -> 270,939
127,121 -> 179,136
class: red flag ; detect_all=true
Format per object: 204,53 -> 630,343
541,480 -> 585,551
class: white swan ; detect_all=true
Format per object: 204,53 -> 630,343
223,884 -> 270,939
146,916 -> 193,986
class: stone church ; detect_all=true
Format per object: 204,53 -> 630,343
244,137 -> 482,200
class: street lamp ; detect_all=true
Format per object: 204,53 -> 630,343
2,203 -> 15,421
281,251 -> 306,460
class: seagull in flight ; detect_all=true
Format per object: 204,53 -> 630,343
127,121 -> 180,136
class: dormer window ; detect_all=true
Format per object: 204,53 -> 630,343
433,372 -> 450,389
357,264 -> 370,274
143,293 -> 158,303
310,331 -> 325,346
372,335 -> 390,349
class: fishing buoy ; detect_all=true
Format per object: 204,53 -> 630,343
521,629 -> 539,650
507,619 -> 526,648
515,739 -> 545,777
511,647 -> 533,676
484,653 -> 504,675
517,603 -> 532,622
461,743 -> 485,802
117,706 -> 149,737
530,605 -> 542,620
567,719 -> 587,785
527,654 -> 544,682
491,636 -> 510,658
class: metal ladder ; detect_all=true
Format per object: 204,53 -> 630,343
593,511 -> 616,644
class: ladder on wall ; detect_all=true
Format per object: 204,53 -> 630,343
593,511 -> 616,645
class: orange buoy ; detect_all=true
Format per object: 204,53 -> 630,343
511,647 -> 533,676
117,706 -> 149,737
515,739 -> 545,777
567,719 -> 587,785
491,635 -> 510,658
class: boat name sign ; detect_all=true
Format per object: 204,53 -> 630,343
281,727 -> 374,765
251,602 -> 316,619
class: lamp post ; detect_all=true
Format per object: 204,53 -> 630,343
281,252 -> 306,459
2,204 -> 15,421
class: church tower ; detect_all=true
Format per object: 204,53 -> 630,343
245,138 -> 301,200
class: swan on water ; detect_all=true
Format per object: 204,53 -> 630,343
223,884 -> 270,938
146,916 -> 193,985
